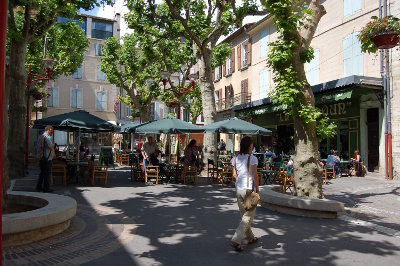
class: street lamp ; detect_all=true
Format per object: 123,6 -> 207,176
25,57 -> 55,170
160,70 -> 197,159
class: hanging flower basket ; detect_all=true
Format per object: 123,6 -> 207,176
371,32 -> 400,49
359,16 -> 400,53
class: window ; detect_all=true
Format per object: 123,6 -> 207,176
343,32 -> 363,77
92,19 -> 113,39
96,91 -> 107,111
259,69 -> 269,99
97,65 -> 106,81
47,87 -> 58,107
190,66 -> 195,74
241,42 -> 248,68
183,108 -> 190,122
71,88 -> 82,108
344,0 -> 361,18
125,105 -> 131,118
215,67 -> 220,80
94,44 -> 103,56
72,66 -> 82,79
226,56 -> 232,75
57,17 -> 87,36
260,28 -> 269,59
305,49 -> 320,86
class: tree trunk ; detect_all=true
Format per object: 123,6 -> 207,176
198,48 -> 217,163
8,40 -> 28,179
292,50 -> 323,198
3,66 -> 11,209
140,105 -> 151,122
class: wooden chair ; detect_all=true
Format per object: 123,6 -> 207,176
145,166 -> 159,185
283,172 -> 294,194
323,167 -> 335,184
207,159 -> 219,183
184,165 -> 197,185
120,153 -> 130,166
51,162 -> 67,186
221,166 -> 234,186
131,162 -> 144,182
92,164 -> 108,186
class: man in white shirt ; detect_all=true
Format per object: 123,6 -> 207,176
141,136 -> 159,172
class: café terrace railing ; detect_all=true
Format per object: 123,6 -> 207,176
216,92 -> 252,112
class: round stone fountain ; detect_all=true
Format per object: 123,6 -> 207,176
2,191 -> 77,247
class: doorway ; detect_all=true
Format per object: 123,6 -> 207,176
367,108 -> 379,172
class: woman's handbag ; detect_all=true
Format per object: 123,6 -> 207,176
243,155 -> 260,211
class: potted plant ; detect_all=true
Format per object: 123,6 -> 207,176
359,15 -> 400,53
29,84 -> 50,100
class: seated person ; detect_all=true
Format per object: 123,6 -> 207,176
351,150 -> 362,176
184,139 -> 200,170
141,136 -> 160,172
326,149 -> 340,176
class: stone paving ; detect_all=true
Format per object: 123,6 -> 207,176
4,167 -> 400,265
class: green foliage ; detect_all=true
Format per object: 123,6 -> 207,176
212,43 -> 232,68
26,21 -> 89,78
263,0 -> 335,140
317,116 -> 337,140
358,15 -> 400,53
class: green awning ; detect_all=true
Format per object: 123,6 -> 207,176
315,90 -> 353,105
135,117 -> 204,134
203,117 -> 272,135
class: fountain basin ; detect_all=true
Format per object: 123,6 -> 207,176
2,191 -> 77,247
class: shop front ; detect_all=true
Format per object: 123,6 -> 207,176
233,76 -> 383,171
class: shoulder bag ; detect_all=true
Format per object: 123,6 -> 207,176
243,155 -> 260,211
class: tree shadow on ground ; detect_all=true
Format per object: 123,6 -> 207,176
90,169 -> 400,266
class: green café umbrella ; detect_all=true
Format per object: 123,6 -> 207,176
120,121 -> 151,134
136,117 -> 204,134
203,117 -> 271,135
33,110 -> 118,132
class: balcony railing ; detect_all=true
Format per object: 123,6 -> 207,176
216,92 -> 251,111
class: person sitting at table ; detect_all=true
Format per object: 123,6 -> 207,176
264,147 -> 276,161
326,149 -> 340,176
141,136 -> 160,172
184,139 -> 200,170
351,150 -> 362,176
287,156 -> 294,175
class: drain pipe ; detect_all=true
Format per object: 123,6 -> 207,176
384,0 -> 393,179
379,0 -> 388,178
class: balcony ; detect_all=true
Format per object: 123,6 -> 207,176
216,92 -> 251,112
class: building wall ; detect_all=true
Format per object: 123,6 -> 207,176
389,0 -> 400,179
45,14 -> 121,123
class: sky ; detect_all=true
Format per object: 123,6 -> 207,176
81,0 -> 264,38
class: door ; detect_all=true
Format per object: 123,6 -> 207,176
367,108 -> 379,172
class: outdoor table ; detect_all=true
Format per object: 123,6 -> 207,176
258,169 -> 275,185
66,160 -> 89,184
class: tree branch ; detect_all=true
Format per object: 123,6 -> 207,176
165,0 -> 202,48
22,4 -> 31,39
7,2 -> 17,31
299,0 -> 326,49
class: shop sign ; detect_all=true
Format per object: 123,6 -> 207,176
320,101 -> 352,116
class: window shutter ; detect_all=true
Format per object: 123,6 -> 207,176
222,64 -> 226,77
344,0 -> 352,17
212,70 -> 215,81
343,34 -> 352,77
247,39 -> 252,66
241,79 -> 245,104
353,33 -> 363,76
53,87 -> 58,107
71,89 -> 76,108
237,45 -> 241,70
231,48 -> 235,73
260,28 -> 269,59
219,65 -> 222,79
244,79 -> 248,101
102,92 -> 107,110
94,44 -> 98,56
77,90 -> 82,108
155,102 -> 160,120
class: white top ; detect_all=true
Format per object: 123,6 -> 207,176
231,154 -> 258,190
142,142 -> 159,159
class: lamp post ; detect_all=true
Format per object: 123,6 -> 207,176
161,70 -> 196,160
25,57 -> 55,170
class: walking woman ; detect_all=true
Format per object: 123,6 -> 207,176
230,136 -> 259,252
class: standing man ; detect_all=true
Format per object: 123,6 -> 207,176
141,136 -> 159,172
36,125 -> 55,192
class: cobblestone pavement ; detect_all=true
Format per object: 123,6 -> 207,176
4,167 -> 400,265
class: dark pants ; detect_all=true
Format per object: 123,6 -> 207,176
37,159 -> 52,191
